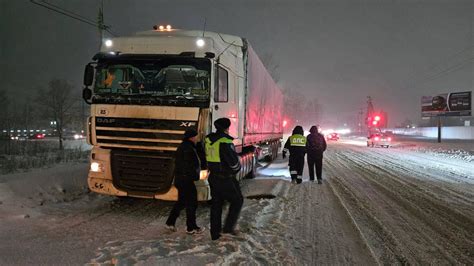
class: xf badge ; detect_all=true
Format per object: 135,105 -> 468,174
180,122 -> 196,127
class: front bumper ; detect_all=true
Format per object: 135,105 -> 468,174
87,147 -> 211,201
88,177 -> 211,201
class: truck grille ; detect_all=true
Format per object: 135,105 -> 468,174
111,150 -> 174,193
95,117 -> 197,151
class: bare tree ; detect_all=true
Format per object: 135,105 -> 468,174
36,79 -> 76,150
304,98 -> 322,125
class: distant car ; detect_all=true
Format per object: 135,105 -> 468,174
326,133 -> 339,141
32,133 -> 46,139
62,133 -> 85,140
367,133 -> 391,148
10,135 -> 28,141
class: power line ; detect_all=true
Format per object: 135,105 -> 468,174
403,44 -> 474,88
30,0 -> 117,36
407,56 -> 474,88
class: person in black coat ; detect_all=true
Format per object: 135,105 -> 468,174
205,118 -> 243,241
165,129 -> 205,234
306,125 -> 327,184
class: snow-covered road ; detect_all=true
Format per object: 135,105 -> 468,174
0,137 -> 472,265
325,139 -> 473,264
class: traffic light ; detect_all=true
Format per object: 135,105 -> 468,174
368,114 -> 382,127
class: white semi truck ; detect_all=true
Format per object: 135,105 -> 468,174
82,26 -> 283,201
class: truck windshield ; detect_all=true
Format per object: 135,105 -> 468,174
93,56 -> 211,105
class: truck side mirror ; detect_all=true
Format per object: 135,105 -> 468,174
82,87 -> 92,104
84,64 -> 94,86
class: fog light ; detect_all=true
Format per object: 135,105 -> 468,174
90,162 -> 103,172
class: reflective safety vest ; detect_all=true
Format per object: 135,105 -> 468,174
205,137 -> 234,163
289,134 -> 306,147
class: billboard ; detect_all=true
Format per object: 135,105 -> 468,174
421,91 -> 471,117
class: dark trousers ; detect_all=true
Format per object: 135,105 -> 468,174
307,154 -> 323,181
209,176 -> 244,240
166,182 -> 198,231
289,155 -> 305,180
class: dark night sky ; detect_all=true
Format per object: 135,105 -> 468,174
2,0 -> 473,126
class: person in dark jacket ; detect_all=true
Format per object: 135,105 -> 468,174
306,125 -> 327,184
165,129 -> 205,234
205,118 -> 243,241
284,126 -> 306,184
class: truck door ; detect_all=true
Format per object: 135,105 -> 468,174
212,65 -> 240,139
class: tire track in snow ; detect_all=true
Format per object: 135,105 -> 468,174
324,144 -> 474,264
282,175 -> 378,265
336,150 -> 474,263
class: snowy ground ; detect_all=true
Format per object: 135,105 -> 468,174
0,137 -> 473,265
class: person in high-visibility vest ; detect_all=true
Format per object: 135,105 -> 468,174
205,118 -> 243,241
283,125 -> 306,184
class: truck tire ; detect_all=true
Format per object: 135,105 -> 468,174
245,153 -> 257,179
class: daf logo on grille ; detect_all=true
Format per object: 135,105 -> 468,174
97,118 -> 116,123
180,122 -> 196,127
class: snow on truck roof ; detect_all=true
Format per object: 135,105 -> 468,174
100,29 -> 245,56
136,30 -> 244,47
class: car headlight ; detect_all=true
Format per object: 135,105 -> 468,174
199,170 -> 209,180
90,162 -> 103,172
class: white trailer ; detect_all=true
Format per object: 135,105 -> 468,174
82,27 -> 283,201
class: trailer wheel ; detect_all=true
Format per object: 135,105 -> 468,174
245,153 -> 257,179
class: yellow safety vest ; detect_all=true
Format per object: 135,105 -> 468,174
205,137 -> 234,163
289,134 -> 306,147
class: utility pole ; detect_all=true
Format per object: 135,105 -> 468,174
30,0 -> 116,48
366,96 -> 375,135
97,0 -> 104,49
358,107 -> 364,134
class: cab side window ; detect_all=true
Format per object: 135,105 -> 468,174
215,66 -> 228,102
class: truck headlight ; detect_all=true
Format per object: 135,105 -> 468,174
200,170 -> 209,180
90,162 -> 103,172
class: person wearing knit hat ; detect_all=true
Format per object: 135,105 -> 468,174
183,129 -> 198,140
205,117 -> 243,241
306,125 -> 326,184
213,117 -> 231,131
166,128 -> 205,235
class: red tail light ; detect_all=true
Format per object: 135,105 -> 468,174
388,137 -> 392,141
374,137 -> 380,141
